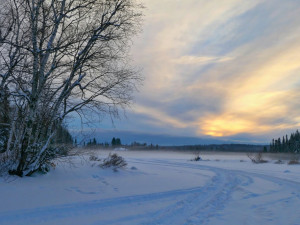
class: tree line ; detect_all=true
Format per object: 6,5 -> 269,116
84,137 -> 121,147
270,130 -> 300,153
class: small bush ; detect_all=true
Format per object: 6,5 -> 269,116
247,152 -> 268,164
38,161 -> 56,174
0,151 -> 19,176
191,153 -> 202,161
288,160 -> 299,165
274,159 -> 284,164
287,155 -> 299,165
89,155 -> 101,161
100,153 -> 127,169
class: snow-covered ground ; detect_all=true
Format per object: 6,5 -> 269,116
0,150 -> 300,225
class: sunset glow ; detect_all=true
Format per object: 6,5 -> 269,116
106,0 -> 300,143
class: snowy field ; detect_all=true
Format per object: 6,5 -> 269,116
0,150 -> 300,225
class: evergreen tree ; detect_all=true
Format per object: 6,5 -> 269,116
116,138 -> 121,146
263,146 -> 267,152
270,130 -> 300,153
111,137 -> 116,146
277,137 -> 281,152
270,139 -> 275,152
286,137 -> 289,152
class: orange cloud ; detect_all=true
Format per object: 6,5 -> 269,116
199,115 -> 259,137
128,0 -> 300,140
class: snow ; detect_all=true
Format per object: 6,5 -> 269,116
0,150 -> 300,225
113,147 -> 128,151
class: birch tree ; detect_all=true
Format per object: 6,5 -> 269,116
0,0 -> 143,176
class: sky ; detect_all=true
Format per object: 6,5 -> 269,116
72,0 -> 300,145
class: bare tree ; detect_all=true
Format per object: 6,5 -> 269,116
0,0 -> 143,176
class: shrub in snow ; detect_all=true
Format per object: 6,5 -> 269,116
89,155 -> 101,162
38,161 -> 56,174
274,160 -> 284,164
288,160 -> 299,165
247,152 -> 268,164
100,153 -> 127,170
191,154 -> 202,161
284,154 -> 299,165
0,153 -> 17,176
287,155 -> 299,165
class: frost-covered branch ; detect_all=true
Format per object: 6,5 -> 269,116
0,0 -> 143,176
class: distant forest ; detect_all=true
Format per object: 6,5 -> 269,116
157,144 -> 265,152
79,137 -> 265,152
270,130 -> 300,153
77,131 -> 300,154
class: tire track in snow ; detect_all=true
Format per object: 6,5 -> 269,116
126,158 -> 248,225
97,159 -> 242,225
0,158 -> 232,225
145,169 -> 238,225
127,158 -> 300,225
1,158 -> 299,225
224,169 -> 300,225
0,187 -> 209,225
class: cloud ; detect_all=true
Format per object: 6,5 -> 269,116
119,0 -> 300,142
172,55 -> 233,65
132,104 -> 189,129
132,0 -> 262,92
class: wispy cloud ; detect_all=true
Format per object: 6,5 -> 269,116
132,104 -> 189,129
172,55 -> 233,65
120,0 -> 300,142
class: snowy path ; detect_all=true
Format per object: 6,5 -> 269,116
0,152 -> 300,225
128,158 -> 300,225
